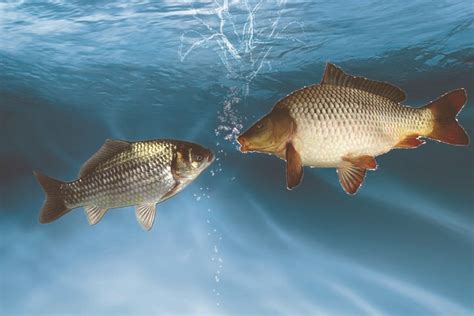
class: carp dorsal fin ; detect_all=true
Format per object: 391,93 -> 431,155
79,139 -> 131,177
321,63 -> 406,103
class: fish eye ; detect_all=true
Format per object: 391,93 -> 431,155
194,154 -> 203,162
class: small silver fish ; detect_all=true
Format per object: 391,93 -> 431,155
237,63 -> 469,194
35,139 -> 214,230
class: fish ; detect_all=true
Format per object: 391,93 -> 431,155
237,63 -> 469,194
34,139 -> 214,230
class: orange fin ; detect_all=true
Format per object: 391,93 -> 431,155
395,135 -> 426,149
286,142 -> 303,190
321,63 -> 406,102
337,165 -> 367,195
424,89 -> 469,145
342,155 -> 377,170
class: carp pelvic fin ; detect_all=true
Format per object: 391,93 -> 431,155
322,63 -> 406,103
84,205 -> 108,225
395,135 -> 426,149
79,139 -> 131,177
286,142 -> 303,190
136,203 -> 157,231
424,89 -> 469,145
337,165 -> 367,195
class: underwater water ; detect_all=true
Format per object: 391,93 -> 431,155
1,0 -> 473,315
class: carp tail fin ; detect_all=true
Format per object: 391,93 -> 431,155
424,89 -> 469,145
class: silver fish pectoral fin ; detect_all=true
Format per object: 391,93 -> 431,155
84,205 -> 108,225
160,181 -> 181,203
136,203 -> 157,231
285,142 -> 303,190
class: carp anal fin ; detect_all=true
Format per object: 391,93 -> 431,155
286,142 -> 303,190
84,205 -> 108,225
395,135 -> 426,149
136,203 -> 157,231
79,139 -> 131,177
337,165 -> 367,195
321,63 -> 406,103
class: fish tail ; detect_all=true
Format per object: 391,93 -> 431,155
424,88 -> 469,145
34,171 -> 70,223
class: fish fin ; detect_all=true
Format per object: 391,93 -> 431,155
423,89 -> 469,145
337,165 -> 367,195
395,135 -> 426,149
161,181 -> 181,202
34,171 -> 70,223
321,63 -> 406,103
79,139 -> 131,177
286,142 -> 303,190
136,203 -> 157,231
342,155 -> 377,170
84,205 -> 108,225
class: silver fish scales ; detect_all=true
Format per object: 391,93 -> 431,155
35,139 -> 214,230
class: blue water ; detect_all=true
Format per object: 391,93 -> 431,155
1,1 -> 473,315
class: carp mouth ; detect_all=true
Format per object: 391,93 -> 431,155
237,135 -> 282,153
237,135 -> 249,152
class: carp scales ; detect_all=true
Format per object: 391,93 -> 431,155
35,139 -> 214,230
237,63 -> 469,194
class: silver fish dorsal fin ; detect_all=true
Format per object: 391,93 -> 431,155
321,63 -> 406,103
79,139 -> 131,177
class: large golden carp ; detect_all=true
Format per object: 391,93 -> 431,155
238,63 -> 468,194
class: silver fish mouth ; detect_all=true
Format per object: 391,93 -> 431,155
207,150 -> 215,163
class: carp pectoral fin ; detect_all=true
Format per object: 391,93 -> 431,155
395,135 -> 426,149
337,165 -> 367,195
286,142 -> 303,190
342,155 -> 377,170
84,205 -> 108,225
136,203 -> 157,231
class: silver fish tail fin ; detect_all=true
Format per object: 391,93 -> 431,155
424,88 -> 469,145
34,171 -> 70,223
